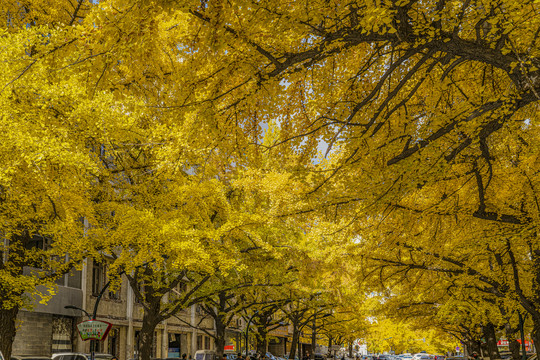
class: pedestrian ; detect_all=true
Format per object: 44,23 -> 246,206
182,354 -> 187,360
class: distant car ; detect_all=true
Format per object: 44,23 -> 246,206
195,351 -> 218,360
284,354 -> 299,360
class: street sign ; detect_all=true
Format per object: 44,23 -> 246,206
76,320 -> 113,341
224,345 -> 235,351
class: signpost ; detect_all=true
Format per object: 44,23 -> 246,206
76,319 -> 113,341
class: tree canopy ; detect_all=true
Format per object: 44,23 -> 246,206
2,0 -> 540,358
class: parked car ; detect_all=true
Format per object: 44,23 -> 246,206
412,355 -> 432,360
195,351 -> 218,360
11,356 -> 51,360
51,353 -> 113,360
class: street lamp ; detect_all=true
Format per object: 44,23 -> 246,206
65,270 -> 124,360
64,305 -> 91,320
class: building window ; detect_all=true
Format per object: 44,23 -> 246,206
67,266 -> 82,288
108,282 -> 121,300
24,234 -> 51,250
205,336 -> 211,350
53,261 -> 82,289
108,328 -> 120,356
197,335 -> 203,350
92,261 -> 106,296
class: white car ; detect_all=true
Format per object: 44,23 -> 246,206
412,355 -> 432,360
51,354 -> 113,360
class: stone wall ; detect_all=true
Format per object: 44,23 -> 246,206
13,311 -> 53,356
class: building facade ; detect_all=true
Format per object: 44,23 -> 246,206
12,259 -> 324,359
13,258 -> 216,360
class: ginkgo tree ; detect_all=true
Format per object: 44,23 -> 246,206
4,0 -> 540,358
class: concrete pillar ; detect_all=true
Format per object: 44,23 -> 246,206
191,305 -> 198,355
163,324 -> 169,358
77,257 -> 89,353
127,283 -> 134,359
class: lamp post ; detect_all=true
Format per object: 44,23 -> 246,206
64,305 -> 97,360
65,270 -> 122,360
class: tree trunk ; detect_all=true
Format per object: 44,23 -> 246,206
531,248 -> 540,354
289,322 -> 299,360
138,309 -> 161,360
505,324 -> 521,360
0,307 -> 19,360
311,317 -> 316,360
483,322 -> 501,360
255,325 -> 268,355
532,316 -> 540,355
467,339 -> 482,357
215,318 -> 226,358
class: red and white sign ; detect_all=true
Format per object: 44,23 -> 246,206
224,345 -> 235,351
76,320 -> 113,341
497,339 -> 533,351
